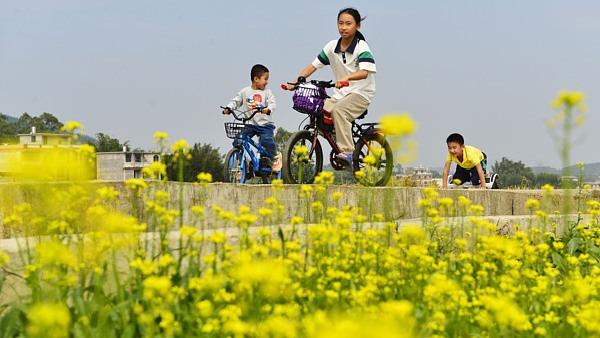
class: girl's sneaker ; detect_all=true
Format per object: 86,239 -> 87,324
335,152 -> 353,168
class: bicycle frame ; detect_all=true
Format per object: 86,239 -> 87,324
301,114 -> 381,160
235,133 -> 268,176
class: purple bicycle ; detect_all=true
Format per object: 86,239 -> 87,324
280,78 -> 393,186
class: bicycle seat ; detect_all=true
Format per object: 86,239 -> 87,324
356,110 -> 368,120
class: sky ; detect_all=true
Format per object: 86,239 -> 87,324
1,0 -> 599,168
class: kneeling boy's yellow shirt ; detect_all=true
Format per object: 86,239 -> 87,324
446,145 -> 484,170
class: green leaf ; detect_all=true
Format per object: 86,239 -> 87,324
589,245 -> 600,261
567,237 -> 582,255
121,323 -> 137,338
0,305 -> 26,338
551,252 -> 566,271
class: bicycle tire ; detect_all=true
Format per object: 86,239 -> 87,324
282,130 -> 323,184
352,132 -> 394,186
224,147 -> 245,183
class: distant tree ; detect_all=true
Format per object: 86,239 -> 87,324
492,157 -> 535,188
165,143 -> 225,182
533,172 -> 561,188
273,127 -> 293,154
0,114 -> 17,142
91,132 -> 128,152
15,113 -> 34,134
14,112 -> 63,133
36,112 -> 63,132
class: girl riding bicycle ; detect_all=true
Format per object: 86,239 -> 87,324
286,7 -> 376,167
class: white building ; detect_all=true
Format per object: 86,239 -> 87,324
395,165 -> 436,187
96,148 -> 161,181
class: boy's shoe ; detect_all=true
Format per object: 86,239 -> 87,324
260,157 -> 272,171
272,152 -> 282,172
335,152 -> 353,168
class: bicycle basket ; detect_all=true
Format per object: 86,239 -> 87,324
292,84 -> 326,114
224,122 -> 245,139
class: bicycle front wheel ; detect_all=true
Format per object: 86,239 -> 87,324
224,147 -> 246,183
353,132 -> 393,186
283,130 -> 323,184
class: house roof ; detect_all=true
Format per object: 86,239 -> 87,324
17,133 -> 70,137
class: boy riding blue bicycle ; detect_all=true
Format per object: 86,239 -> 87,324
222,64 -> 280,171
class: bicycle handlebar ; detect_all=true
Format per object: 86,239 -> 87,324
219,106 -> 260,123
280,78 -> 349,91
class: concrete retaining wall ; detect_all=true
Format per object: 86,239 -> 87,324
1,182 -> 597,227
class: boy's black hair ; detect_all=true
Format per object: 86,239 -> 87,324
446,133 -> 464,145
251,64 -> 269,81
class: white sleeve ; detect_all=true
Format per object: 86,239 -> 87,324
226,89 -> 244,110
311,41 -> 333,69
357,41 -> 377,73
266,89 -> 276,113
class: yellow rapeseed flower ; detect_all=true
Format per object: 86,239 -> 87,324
542,184 -> 554,193
153,131 -> 169,142
196,300 -> 214,317
129,258 -> 156,275
258,207 -> 273,217
142,161 -> 167,180
179,225 -> 198,237
197,172 -> 213,184
125,178 -> 148,193
158,254 -> 175,268
379,113 -> 416,136
96,186 -> 119,201
0,250 -> 9,267
143,276 -> 172,300
294,145 -> 308,157
354,171 -> 366,180
26,303 -> 71,338
525,199 -> 541,211
271,178 -> 284,189
552,90 -> 585,109
61,120 -> 83,133
315,171 -> 335,185
171,139 -> 190,153
480,295 -> 532,331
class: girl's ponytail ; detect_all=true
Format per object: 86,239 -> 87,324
355,30 -> 366,41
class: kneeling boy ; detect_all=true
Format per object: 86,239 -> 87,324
442,133 -> 487,189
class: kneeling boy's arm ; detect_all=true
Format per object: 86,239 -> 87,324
475,163 -> 486,189
442,162 -> 451,188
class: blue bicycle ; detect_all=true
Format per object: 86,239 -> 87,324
221,106 -> 282,184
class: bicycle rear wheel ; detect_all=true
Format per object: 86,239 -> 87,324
353,132 -> 393,186
283,130 -> 323,184
224,147 -> 246,183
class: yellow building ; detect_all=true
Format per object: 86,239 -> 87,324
0,127 -> 92,180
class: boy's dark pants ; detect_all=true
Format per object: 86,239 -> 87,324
453,153 -> 487,185
242,124 -> 276,159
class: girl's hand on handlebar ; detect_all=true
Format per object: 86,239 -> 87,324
222,107 -> 232,115
281,83 -> 295,91
261,108 -> 271,115
281,77 -> 306,91
335,80 -> 350,89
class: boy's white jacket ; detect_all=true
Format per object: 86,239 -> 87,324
226,87 -> 276,126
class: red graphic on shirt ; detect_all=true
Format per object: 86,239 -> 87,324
247,93 -> 264,109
